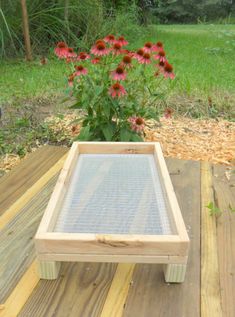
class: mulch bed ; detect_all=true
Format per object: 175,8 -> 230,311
0,114 -> 234,174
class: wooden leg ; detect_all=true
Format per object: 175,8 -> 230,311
163,263 -> 187,283
37,260 -> 61,280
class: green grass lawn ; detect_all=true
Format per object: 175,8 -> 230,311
1,24 -> 235,105
0,24 -> 235,161
155,24 -> 235,95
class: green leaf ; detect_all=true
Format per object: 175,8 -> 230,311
101,124 -> 115,141
228,204 -> 235,213
103,104 -> 111,118
131,134 -> 143,142
95,86 -> 104,96
69,100 -> 83,109
76,126 -> 90,141
88,107 -> 93,117
120,128 -> 132,141
206,201 -> 221,216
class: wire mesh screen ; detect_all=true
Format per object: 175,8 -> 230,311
54,154 -> 174,235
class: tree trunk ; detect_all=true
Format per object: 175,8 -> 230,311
20,0 -> 32,61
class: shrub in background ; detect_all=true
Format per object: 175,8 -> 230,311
0,0 -> 154,58
155,0 -> 235,23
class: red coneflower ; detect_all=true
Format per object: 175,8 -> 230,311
40,56 -> 48,65
121,55 -> 132,68
115,36 -> 128,46
91,57 -> 101,64
154,70 -> 160,77
156,60 -> 166,71
111,66 -> 127,81
109,82 -> 127,98
104,34 -> 116,44
143,41 -> 153,53
153,49 -> 166,62
74,65 -> 88,76
112,42 -> 123,55
139,52 -> 151,64
77,52 -> 90,61
164,108 -> 173,119
128,116 -> 145,132
66,47 -> 77,58
91,40 -> 110,56
68,73 -> 76,87
134,48 -> 144,61
163,62 -> 175,79
54,42 -> 68,58
153,41 -> 164,52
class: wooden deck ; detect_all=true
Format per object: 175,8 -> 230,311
0,145 -> 234,317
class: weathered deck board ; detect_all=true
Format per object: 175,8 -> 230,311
0,145 -> 234,317
19,262 -> 117,317
0,145 -> 68,216
100,264 -> 135,317
123,159 -> 200,317
201,162 -> 222,317
213,165 -> 235,317
0,175 -> 58,303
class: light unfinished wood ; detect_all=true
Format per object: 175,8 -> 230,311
77,141 -> 155,154
0,153 -> 67,230
35,142 -> 189,279
35,233 -> 187,256
201,162 -> 222,317
100,264 -> 135,317
0,175 -> 59,303
0,145 -> 68,216
19,262 -> 117,317
164,263 -> 187,283
37,261 -> 61,280
123,159 -> 201,317
3,157 -> 226,317
1,146 -> 219,317
154,143 -> 189,242
37,253 -> 188,264
213,164 -> 235,317
36,142 -> 79,234
0,261 -> 39,317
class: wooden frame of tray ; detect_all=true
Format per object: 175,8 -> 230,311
35,142 -> 190,283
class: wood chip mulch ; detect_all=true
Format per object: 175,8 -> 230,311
144,117 -> 235,166
0,115 -> 234,175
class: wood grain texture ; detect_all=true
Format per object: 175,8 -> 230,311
0,145 -> 68,216
36,142 -> 79,233
123,159 -> 201,317
38,261 -> 61,280
19,262 -> 117,317
36,233 -> 186,257
77,141 -> 155,154
213,165 -> 235,317
163,263 -> 187,283
154,144 -> 190,242
0,154 -> 67,230
3,147 -> 234,317
201,162 -> 222,317
0,175 -> 58,303
0,261 -> 39,317
38,253 -> 188,264
100,264 -> 135,317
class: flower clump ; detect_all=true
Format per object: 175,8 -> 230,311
55,35 -> 175,141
